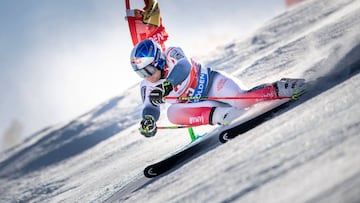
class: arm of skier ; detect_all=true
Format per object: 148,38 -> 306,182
165,47 -> 191,86
139,82 -> 161,137
149,47 -> 192,105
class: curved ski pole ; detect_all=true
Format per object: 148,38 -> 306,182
188,127 -> 197,141
165,95 -> 291,101
157,126 -> 200,142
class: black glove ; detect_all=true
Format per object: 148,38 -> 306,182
149,81 -> 173,106
139,115 -> 157,137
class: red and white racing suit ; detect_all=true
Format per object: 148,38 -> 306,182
140,47 -> 278,126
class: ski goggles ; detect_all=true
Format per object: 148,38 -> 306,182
134,64 -> 157,78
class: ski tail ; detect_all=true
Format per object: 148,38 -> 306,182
125,0 -> 168,50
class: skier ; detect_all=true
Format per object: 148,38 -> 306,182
130,39 -> 305,137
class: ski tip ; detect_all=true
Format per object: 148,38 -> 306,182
144,166 -> 158,178
219,131 -> 230,143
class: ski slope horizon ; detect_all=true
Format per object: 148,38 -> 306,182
1,0 -> 360,202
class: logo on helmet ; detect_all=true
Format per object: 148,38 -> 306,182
131,57 -> 142,65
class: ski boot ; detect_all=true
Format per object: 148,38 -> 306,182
274,78 -> 306,100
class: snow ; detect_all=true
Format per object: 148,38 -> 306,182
1,0 -> 360,202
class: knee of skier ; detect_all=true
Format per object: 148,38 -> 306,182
167,105 -> 178,123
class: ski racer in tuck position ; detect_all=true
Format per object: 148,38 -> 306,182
130,39 -> 305,137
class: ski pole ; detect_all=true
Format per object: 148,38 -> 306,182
165,95 -> 291,101
157,124 -> 203,129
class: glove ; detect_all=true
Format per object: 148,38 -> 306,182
139,115 -> 157,137
149,81 -> 173,106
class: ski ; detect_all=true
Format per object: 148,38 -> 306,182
143,133 -> 214,178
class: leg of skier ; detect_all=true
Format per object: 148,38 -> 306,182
207,72 -> 306,125
167,71 -> 305,126
206,71 -> 280,125
207,71 -> 280,108
167,101 -> 229,126
167,71 -> 275,126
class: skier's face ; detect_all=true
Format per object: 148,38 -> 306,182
145,69 -> 161,83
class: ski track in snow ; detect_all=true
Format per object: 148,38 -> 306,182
1,0 -> 360,202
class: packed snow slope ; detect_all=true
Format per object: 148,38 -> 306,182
1,0 -> 360,202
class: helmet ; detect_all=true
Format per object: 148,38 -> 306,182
130,39 -> 165,78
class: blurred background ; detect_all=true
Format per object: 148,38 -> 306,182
0,0 -> 304,151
